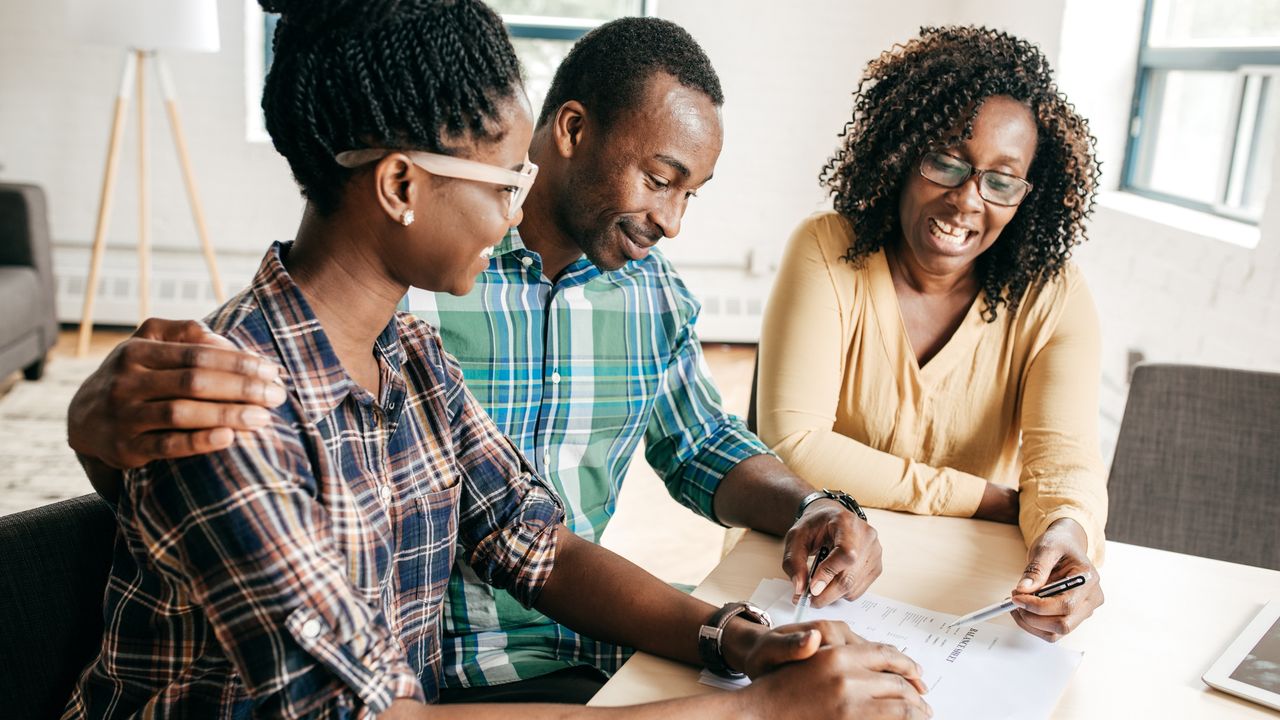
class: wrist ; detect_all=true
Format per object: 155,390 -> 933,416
720,616 -> 768,675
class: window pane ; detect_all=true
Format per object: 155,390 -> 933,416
488,0 -> 642,20
512,37 -> 575,114
1149,0 -> 1280,47
1242,78 -> 1280,216
1132,70 -> 1239,205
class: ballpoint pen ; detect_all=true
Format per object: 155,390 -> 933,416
944,573 -> 1088,628
792,546 -> 831,623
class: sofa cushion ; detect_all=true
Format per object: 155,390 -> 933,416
0,266 -> 39,342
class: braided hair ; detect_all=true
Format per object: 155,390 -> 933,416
259,0 -> 523,213
819,26 -> 1099,321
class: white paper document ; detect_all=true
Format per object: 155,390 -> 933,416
699,579 -> 1081,720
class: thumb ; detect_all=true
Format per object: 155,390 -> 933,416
757,629 -> 821,672
1017,546 -> 1058,593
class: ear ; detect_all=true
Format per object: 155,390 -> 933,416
550,100 -> 589,159
373,153 -> 421,225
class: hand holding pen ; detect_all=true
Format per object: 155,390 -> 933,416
793,546 -> 831,623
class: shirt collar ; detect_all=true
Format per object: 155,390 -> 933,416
250,241 -> 404,424
492,227 -> 607,286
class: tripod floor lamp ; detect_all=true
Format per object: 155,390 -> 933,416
72,0 -> 227,357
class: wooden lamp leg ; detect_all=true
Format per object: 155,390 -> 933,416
78,51 -> 138,358
157,54 -> 225,303
137,49 -> 151,322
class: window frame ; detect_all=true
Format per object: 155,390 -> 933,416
244,1 -> 655,142
1122,0 -> 1280,224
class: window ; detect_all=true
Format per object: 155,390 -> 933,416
1124,0 -> 1280,223
489,0 -> 653,112
245,1 -> 651,142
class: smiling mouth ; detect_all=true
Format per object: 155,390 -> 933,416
479,246 -> 495,260
928,218 -> 978,247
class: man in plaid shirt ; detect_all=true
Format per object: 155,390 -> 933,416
67,17 -> 884,704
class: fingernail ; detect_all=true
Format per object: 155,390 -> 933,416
810,580 -> 827,596
256,363 -> 281,380
1017,578 -> 1034,590
209,427 -> 234,446
244,407 -> 271,427
264,385 -> 287,405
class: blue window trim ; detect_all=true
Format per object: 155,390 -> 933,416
1122,0 -> 1280,225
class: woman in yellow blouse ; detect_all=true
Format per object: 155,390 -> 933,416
758,26 -> 1106,642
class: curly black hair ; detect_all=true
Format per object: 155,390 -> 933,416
819,25 -> 1099,321
260,0 -> 523,214
537,16 -> 723,129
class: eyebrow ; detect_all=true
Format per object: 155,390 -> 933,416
656,154 -> 713,185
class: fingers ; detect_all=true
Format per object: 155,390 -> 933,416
1012,572 -> 1104,642
132,428 -> 237,462
132,399 -> 275,433
141,368 -> 287,406
859,696 -> 933,720
120,335 -> 281,381
776,619 -> 861,647
758,628 -> 822,669
782,528 -> 817,599
1016,544 -> 1063,594
850,642 -> 927,693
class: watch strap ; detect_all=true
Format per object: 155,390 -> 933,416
697,601 -> 772,678
797,488 -> 868,522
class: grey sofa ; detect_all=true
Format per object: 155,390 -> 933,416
0,182 -> 58,381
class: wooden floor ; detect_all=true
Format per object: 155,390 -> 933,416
7,328 -> 757,585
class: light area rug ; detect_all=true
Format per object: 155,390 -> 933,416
0,358 -> 99,516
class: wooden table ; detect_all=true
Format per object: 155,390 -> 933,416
590,508 -> 1280,717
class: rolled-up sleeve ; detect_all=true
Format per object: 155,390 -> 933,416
440,339 -> 564,608
643,286 -> 774,525
121,417 -> 424,718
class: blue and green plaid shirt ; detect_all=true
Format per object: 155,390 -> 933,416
406,230 -> 772,687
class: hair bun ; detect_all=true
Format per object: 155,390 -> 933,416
258,0 -> 403,34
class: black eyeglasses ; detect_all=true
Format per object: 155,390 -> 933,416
918,151 -> 1033,207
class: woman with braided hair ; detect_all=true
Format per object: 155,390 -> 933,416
64,2 -> 931,718
758,25 -> 1107,643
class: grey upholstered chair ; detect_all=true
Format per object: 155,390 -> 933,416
0,494 -> 115,719
0,183 -> 59,381
1106,363 -> 1280,571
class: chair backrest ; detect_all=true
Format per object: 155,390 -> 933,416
0,494 -> 115,719
1106,363 -> 1280,570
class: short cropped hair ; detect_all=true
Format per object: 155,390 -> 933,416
536,16 -> 723,128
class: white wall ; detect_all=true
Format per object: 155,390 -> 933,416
0,0 -> 299,322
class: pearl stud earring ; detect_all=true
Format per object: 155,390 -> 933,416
400,209 -> 415,227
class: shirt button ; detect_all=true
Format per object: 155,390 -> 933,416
380,485 -> 393,503
521,256 -> 534,268
301,619 -> 322,639
551,371 -> 561,384
543,451 -> 551,468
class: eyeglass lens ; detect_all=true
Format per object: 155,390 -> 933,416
920,152 -> 1028,206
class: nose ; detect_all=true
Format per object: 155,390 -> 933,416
946,174 -> 985,214
509,205 -> 524,228
650,194 -> 686,239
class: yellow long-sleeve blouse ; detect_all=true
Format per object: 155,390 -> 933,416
758,212 -> 1108,558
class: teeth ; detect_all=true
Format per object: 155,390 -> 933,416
479,246 -> 494,260
930,218 -> 969,243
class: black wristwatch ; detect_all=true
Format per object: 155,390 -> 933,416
797,488 -> 868,522
697,601 -> 772,678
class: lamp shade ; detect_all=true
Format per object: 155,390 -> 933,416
68,0 -> 221,53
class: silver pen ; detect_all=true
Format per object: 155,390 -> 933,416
945,573 -> 1088,628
